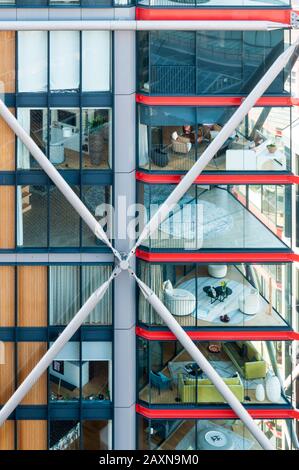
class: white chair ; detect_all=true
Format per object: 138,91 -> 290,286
163,280 -> 196,316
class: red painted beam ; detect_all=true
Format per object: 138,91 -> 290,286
136,326 -> 299,342
136,249 -> 299,263
136,404 -> 299,420
136,94 -> 299,107
136,7 -> 292,24
136,171 -> 299,185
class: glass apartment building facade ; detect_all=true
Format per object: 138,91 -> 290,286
0,0 -> 298,452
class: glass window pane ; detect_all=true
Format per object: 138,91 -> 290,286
49,185 -> 80,247
49,266 -> 80,325
50,31 -> 80,92
82,108 -> 112,169
17,108 -> 47,170
81,342 -> 112,402
139,340 -> 290,407
81,265 -> 112,325
49,108 -> 80,169
82,31 -> 110,92
138,260 -> 292,329
17,185 -> 48,248
18,31 -> 47,92
81,185 -> 112,246
49,342 -> 80,402
50,420 -> 80,450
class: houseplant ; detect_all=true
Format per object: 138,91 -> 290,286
88,114 -> 107,166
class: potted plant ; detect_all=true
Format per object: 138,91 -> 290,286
88,114 -> 107,165
267,143 -> 277,154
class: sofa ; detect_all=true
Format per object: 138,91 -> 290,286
177,373 -> 244,403
223,341 -> 267,380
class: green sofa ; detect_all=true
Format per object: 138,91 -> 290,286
177,373 -> 244,404
223,341 -> 267,380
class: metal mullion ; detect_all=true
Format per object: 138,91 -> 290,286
79,31 -> 83,249
79,326 -> 83,450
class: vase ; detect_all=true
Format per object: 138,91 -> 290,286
255,383 -> 265,402
265,376 -> 281,403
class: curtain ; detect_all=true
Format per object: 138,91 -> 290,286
138,262 -> 164,325
49,266 -> 80,325
82,266 -> 112,324
82,31 -> 110,92
18,31 -> 47,92
50,31 -> 80,91
17,109 -> 30,169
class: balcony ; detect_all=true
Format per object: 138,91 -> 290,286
138,105 -> 293,173
137,30 -> 292,96
138,261 -> 292,329
137,339 -> 292,407
137,183 -> 292,251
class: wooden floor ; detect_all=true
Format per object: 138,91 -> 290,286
50,361 -> 109,401
55,148 -> 110,170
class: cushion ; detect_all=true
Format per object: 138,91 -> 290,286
177,135 -> 191,144
171,131 -> 178,141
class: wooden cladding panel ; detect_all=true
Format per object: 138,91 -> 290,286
0,421 -> 15,450
0,108 -> 15,171
18,266 -> 47,327
18,342 -> 47,405
0,342 -> 14,404
0,266 -> 15,326
18,421 -> 47,450
0,32 -> 15,93
0,186 -> 15,249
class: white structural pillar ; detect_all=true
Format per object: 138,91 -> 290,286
133,274 -> 274,450
113,12 -> 137,450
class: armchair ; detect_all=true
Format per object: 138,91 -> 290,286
171,131 -> 192,155
223,341 -> 267,380
150,371 -> 172,394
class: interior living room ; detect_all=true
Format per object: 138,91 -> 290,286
138,261 -> 292,329
138,183 -> 291,250
17,107 -> 112,171
137,339 -> 292,407
138,105 -> 291,172
49,341 -> 112,403
137,415 -> 289,451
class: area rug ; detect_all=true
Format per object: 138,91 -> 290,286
175,420 -> 255,450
